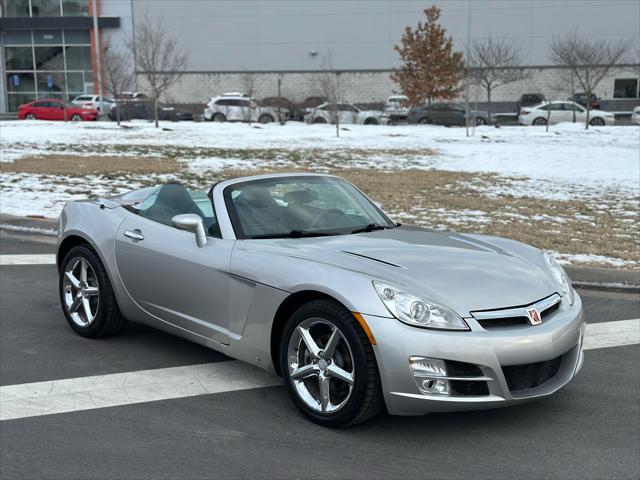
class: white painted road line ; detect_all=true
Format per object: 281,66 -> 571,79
0,361 -> 280,421
0,254 -> 56,265
583,318 -> 640,350
0,318 -> 638,421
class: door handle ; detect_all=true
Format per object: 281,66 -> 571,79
123,229 -> 144,241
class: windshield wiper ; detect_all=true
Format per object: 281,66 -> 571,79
350,223 -> 393,234
250,230 -> 337,239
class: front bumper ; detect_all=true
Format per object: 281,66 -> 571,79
364,292 -> 585,415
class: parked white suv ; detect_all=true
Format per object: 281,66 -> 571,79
518,101 -> 615,126
304,103 -> 384,125
383,95 -> 410,122
71,95 -> 115,114
204,94 -> 277,123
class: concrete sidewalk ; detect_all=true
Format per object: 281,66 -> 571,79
1,213 -> 638,290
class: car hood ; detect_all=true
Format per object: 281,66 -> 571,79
263,226 -> 558,316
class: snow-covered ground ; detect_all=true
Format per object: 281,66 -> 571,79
1,119 -> 638,267
1,120 -> 638,197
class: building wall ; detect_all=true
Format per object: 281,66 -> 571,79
129,0 -> 640,72
150,67 -> 639,107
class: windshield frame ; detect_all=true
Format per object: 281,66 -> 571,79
222,175 -> 395,240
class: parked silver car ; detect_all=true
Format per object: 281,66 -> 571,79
304,103 -> 383,125
57,173 -> 585,427
71,94 -> 115,114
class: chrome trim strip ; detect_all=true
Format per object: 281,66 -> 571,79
412,375 -> 494,382
470,293 -> 561,321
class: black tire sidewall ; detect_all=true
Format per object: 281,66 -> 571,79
280,301 -> 373,427
59,245 -> 112,337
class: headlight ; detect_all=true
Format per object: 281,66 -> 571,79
543,253 -> 574,305
373,281 -> 469,330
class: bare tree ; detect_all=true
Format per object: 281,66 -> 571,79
126,10 -> 188,128
240,70 -> 257,124
315,56 -> 343,138
550,32 -> 629,129
467,35 -> 528,117
102,35 -> 134,126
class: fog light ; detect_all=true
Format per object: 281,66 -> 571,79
409,356 -> 451,395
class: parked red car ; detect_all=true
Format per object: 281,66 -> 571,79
18,99 -> 98,121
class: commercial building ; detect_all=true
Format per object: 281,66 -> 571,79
1,0 -> 639,112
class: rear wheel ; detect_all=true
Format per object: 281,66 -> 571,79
532,117 -> 547,126
418,117 -> 429,124
259,114 -> 274,124
363,117 -> 379,125
71,114 -> 82,121
280,299 -> 383,427
26,113 -> 36,120
59,245 -> 126,338
476,117 -> 487,126
213,113 -> 226,122
313,117 -> 327,124
589,117 -> 605,126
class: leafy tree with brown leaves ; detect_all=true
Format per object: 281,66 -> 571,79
392,6 -> 464,108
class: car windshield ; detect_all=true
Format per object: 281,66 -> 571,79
224,176 -> 396,239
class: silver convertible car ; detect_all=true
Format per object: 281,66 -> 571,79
57,173 -> 585,427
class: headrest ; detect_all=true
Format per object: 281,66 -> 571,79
239,186 -> 275,209
283,189 -> 318,205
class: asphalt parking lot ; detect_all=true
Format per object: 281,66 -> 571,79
0,229 -> 638,480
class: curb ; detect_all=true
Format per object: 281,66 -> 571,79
0,214 -> 638,292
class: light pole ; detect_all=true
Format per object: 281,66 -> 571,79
92,0 -> 104,118
465,0 -> 471,137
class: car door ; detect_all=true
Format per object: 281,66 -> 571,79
544,103 -> 565,124
450,104 -> 465,125
114,183 -> 232,345
430,104 -> 447,124
568,102 -> 587,122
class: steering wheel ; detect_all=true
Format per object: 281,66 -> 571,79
309,209 -> 345,229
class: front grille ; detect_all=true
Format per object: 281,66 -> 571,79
445,360 -> 489,396
502,355 -> 562,392
473,294 -> 562,329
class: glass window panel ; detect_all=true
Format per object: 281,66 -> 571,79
66,71 -> 84,91
4,47 -> 34,70
613,78 -> 639,99
31,0 -> 61,16
3,30 -> 32,45
62,0 -> 88,16
36,72 -> 66,93
63,30 -> 90,44
33,30 -> 63,45
65,46 -> 92,70
34,46 -> 64,70
6,72 -> 36,92
38,91 -> 64,99
2,0 -> 31,17
7,94 -> 36,112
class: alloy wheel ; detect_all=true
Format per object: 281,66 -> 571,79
287,318 -> 355,413
26,113 -> 36,120
62,258 -> 100,326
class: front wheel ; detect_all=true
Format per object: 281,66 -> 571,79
280,299 -> 383,427
476,117 -> 487,126
312,117 -> 327,124
59,245 -> 127,338
26,113 -> 36,120
259,114 -> 274,124
212,113 -> 226,122
71,114 -> 82,121
363,118 -> 379,125
589,117 -> 605,126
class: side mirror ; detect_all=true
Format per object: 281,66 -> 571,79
171,214 -> 207,247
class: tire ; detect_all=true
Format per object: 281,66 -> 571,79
363,118 -> 379,125
532,117 -> 547,126
59,245 -> 127,338
280,299 -> 383,427
418,117 -> 429,124
213,113 -> 226,122
71,114 -> 82,121
259,114 -> 274,124
26,113 -> 36,120
589,117 -> 605,126
313,117 -> 327,124
476,117 -> 487,126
